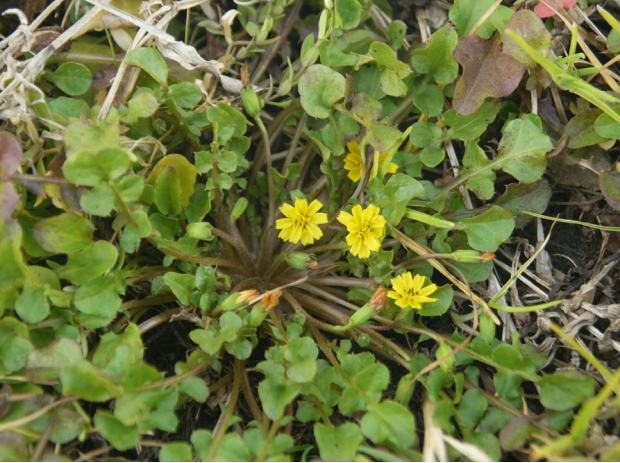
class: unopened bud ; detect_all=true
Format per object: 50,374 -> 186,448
248,304 -> 268,327
347,303 -> 375,328
481,252 -> 495,262
219,289 -> 259,312
286,252 -> 317,270
187,222 -> 213,240
240,86 -> 262,118
369,286 -> 387,310
231,197 -> 248,222
258,289 -> 282,311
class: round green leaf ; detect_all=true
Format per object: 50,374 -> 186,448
47,62 -> 92,96
298,64 -> 345,119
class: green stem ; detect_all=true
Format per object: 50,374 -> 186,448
206,359 -> 243,460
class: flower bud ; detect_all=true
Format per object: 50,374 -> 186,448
240,86 -> 262,118
219,289 -> 259,312
258,289 -> 282,311
231,197 -> 248,222
481,252 -> 495,262
436,343 -> 455,373
369,286 -> 387,310
187,222 -> 213,240
347,303 -> 375,328
286,252 -> 317,270
248,304 -> 268,327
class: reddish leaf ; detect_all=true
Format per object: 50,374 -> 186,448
0,181 -> 19,219
0,131 -> 22,177
452,36 -> 525,116
534,0 -> 578,19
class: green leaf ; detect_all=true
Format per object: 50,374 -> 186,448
418,284 -> 453,317
336,0 -> 361,30
284,337 -> 319,383
496,117 -> 553,183
367,124 -> 402,153
80,183 -> 115,217
160,442 -> 193,462
168,82 -> 203,109
33,213 -> 94,254
47,62 -> 92,96
58,241 -> 118,285
411,27 -> 459,85
93,324 -> 144,376
538,371 -> 597,411
26,338 -> 84,381
450,0 -> 513,39
456,389 -> 488,431
148,155 -> 197,207
96,147 -> 132,180
74,274 -> 122,319
64,120 -> 119,158
50,406 -> 84,444
154,167 -> 183,215
216,150 -> 238,173
0,318 -> 32,375
191,430 -> 212,461
461,206 -> 515,252
444,102 -> 500,141
496,180 -> 552,228
15,286 -> 49,324
163,272 -> 195,305
414,83 -> 445,117
179,376 -> 209,402
63,150 -> 106,186
368,41 -> 411,97
298,64 -> 346,119
565,109 -> 608,149
125,91 -> 159,123
61,363 -> 121,402
95,411 -> 139,451
595,105 -> 620,139
462,141 -> 495,199
116,174 -> 144,202
258,376 -> 301,420
503,10 -> 552,67
361,401 -> 416,449
410,122 -> 443,148
125,48 -> 168,88
367,174 -> 425,225
315,422 -> 363,461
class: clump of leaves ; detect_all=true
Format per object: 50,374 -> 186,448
1,0 -> 619,461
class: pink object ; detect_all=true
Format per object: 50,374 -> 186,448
534,0 -> 578,18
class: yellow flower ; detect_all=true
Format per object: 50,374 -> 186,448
388,272 -> 438,310
276,198 -> 328,245
337,204 -> 386,258
343,140 -> 398,182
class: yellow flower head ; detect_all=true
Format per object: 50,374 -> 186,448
343,140 -> 398,182
276,198 -> 328,245
337,204 -> 386,258
388,272 -> 438,310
